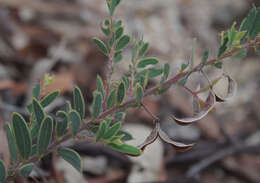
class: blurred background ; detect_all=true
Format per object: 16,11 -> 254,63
0,0 -> 260,182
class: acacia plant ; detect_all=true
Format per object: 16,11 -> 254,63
0,0 -> 260,181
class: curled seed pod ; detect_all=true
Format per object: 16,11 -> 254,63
214,74 -> 237,102
171,89 -> 216,126
158,126 -> 194,152
138,122 -> 159,151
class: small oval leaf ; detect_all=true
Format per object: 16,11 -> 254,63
0,160 -> 6,182
12,113 -> 32,160
117,82 -> 125,105
138,42 -> 149,57
5,124 -> 17,163
96,121 -> 107,142
32,98 -> 45,125
135,83 -> 144,106
107,142 -> 142,156
58,147 -> 82,172
38,116 -> 53,155
40,90 -> 60,108
115,26 -> 124,40
96,76 -> 105,100
137,57 -> 159,68
32,83 -> 41,99
93,37 -> 109,56
171,90 -> 216,126
73,86 -> 85,120
107,89 -> 116,109
92,91 -> 102,119
103,122 -> 122,140
19,163 -> 34,178
115,35 -> 130,51
68,110 -> 81,136
116,130 -> 134,141
56,111 -> 68,138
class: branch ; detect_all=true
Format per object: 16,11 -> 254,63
8,38 -> 260,180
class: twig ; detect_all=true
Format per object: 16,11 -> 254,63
185,142 -> 260,181
7,38 -> 260,180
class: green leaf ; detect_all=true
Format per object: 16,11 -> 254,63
217,33 -> 228,58
227,22 -> 237,49
109,0 -> 121,16
104,19 -> 110,26
96,76 -> 105,100
140,69 -> 149,89
101,26 -> 111,36
0,160 -> 6,182
108,35 -> 115,47
12,113 -> 32,160
239,7 -> 257,42
249,10 -> 260,39
30,145 -> 37,157
73,86 -> 85,120
107,142 -> 142,156
114,51 -> 123,63
56,111 -> 68,138
115,26 -> 124,40
93,37 -> 109,56
68,110 -> 81,136
234,31 -> 246,42
201,50 -> 209,64
135,83 -> 143,106
113,19 -> 122,30
103,122 -> 122,139
65,101 -> 72,113
116,130 -> 134,141
163,63 -> 170,79
234,48 -> 248,59
5,124 -> 17,163
92,91 -> 102,119
38,116 -> 53,155
32,83 -> 40,99
135,68 -> 163,81
19,163 -> 34,178
40,90 -> 60,108
181,63 -> 188,71
58,147 -> 82,172
107,89 -> 116,109
117,82 -> 125,105
30,122 -> 40,140
147,68 -> 163,78
214,62 -> 223,69
137,57 -> 159,68
122,76 -> 130,90
114,112 -> 126,121
32,98 -> 45,125
96,121 -> 107,142
138,42 -> 149,57
115,35 -> 130,51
